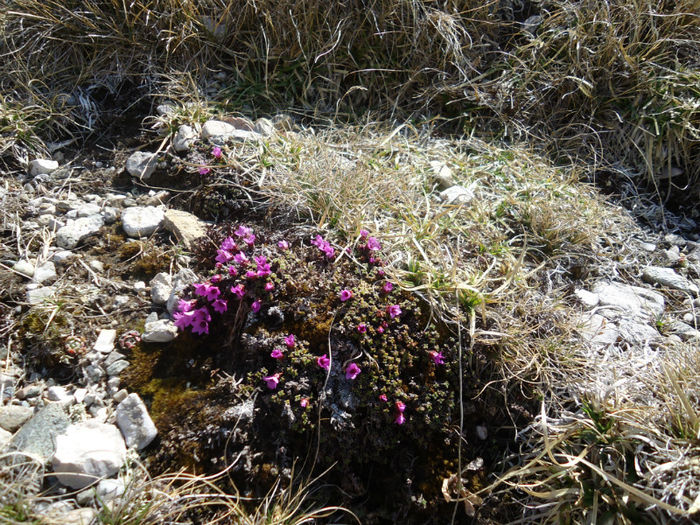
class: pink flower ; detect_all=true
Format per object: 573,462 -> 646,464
270,348 -> 284,359
210,274 -> 222,283
395,401 -> 406,413
262,373 -> 280,390
377,269 -> 385,277
251,299 -> 261,313
204,286 -> 220,302
215,249 -> 234,264
198,166 -> 210,175
357,323 -> 367,333
311,235 -> 335,259
339,289 -> 353,302
429,350 -> 445,365
211,146 -> 222,158
382,281 -> 393,293
284,334 -> 295,348
379,394 -> 388,402
177,299 -> 196,313
243,234 -> 256,246
234,252 -> 249,265
235,225 -> 252,238
386,304 -> 402,318
194,283 -> 220,302
360,229 -> 369,238
377,325 -> 385,334
245,270 -> 258,279
191,318 -> 209,335
345,362 -> 361,380
300,398 -> 309,408
227,266 -> 238,276
278,240 -> 289,250
366,236 -> 381,251
317,354 -> 330,370
221,237 -> 236,251
230,284 -> 245,298
173,310 -> 194,330
212,299 -> 228,314
264,282 -> 275,291
395,413 -> 406,425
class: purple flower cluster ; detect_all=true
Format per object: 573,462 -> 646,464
311,235 -> 335,259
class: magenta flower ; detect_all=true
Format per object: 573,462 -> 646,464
192,307 -> 211,323
205,286 -> 220,302
377,325 -> 385,334
211,146 -> 222,158
227,265 -> 238,276
212,299 -> 228,314
210,274 -> 222,283
245,270 -> 258,279
386,304 -> 402,318
198,166 -> 210,175
429,350 -> 445,365
265,282 -> 275,291
395,413 -> 406,425
215,249 -> 233,265
255,256 -> 271,277
234,252 -> 249,265
382,282 -> 394,294
360,229 -> 369,238
221,237 -> 236,251
366,236 -> 381,251
339,289 -> 353,302
177,299 -> 196,313
192,283 -> 208,296
300,398 -> 309,408
379,394 -> 388,402
311,235 -> 335,259
262,373 -> 281,390
357,323 -> 367,334
377,269 -> 385,277
270,348 -> 284,359
278,240 -> 289,250
191,318 -> 209,335
284,334 -> 295,348
396,401 -> 406,413
173,310 -> 195,330
235,225 -> 252,238
243,234 -> 256,246
230,284 -> 245,298
317,354 -> 330,370
345,362 -> 361,380
251,299 -> 261,313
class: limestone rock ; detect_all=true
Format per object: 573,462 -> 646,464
429,160 -> 456,189
93,329 -> 117,354
57,215 -> 105,249
13,259 -> 35,278
439,184 -> 474,205
115,393 -> 157,450
173,124 -> 197,152
121,206 -> 164,238
149,272 -> 173,305
125,152 -> 157,180
642,266 -> 699,295
51,420 -> 127,489
163,209 -> 208,249
0,427 -> 11,449
29,159 -> 59,176
0,404 -> 34,432
10,403 -> 70,463
142,319 -> 178,343
33,261 -> 57,284
201,119 -> 262,143
26,286 -> 57,305
574,289 -> 599,308
592,281 -> 665,319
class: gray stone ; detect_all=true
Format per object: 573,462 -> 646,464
106,360 -> 129,377
10,403 -> 70,463
640,242 -> 656,252
668,320 -> 700,341
101,206 -> 119,224
163,209 -> 208,249
51,420 -> 127,489
27,286 -> 57,305
96,478 -> 125,501
113,389 -> 128,403
125,152 -> 157,180
664,246 -> 681,265
173,124 -> 198,152
617,319 -> 662,347
574,289 -> 599,308
84,364 -> 105,383
201,119 -> 262,143
0,404 -> 34,432
223,399 -> 255,422
89,260 -> 104,273
577,313 -> 619,348
149,272 -> 173,305
59,507 -> 97,525
52,250 -> 76,264
115,393 -> 157,450
33,261 -> 57,284
642,266 -> 699,295
141,319 -> 178,343
592,281 -> 665,319
13,259 -> 35,278
76,203 -> 102,217
57,215 -> 105,248
429,160 -> 456,189
29,159 -> 59,176
439,185 -> 474,205
16,384 -> 42,399
121,206 -> 164,238
166,269 -> 198,313
94,329 -> 117,354
73,388 -> 87,404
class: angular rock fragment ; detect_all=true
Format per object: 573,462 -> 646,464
115,393 -> 157,450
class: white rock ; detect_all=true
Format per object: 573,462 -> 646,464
27,286 -> 57,305
89,260 -> 104,273
57,215 -> 105,249
73,388 -> 88,404
173,124 -> 198,152
33,261 -> 57,284
617,319 -> 661,346
429,160 -> 455,189
133,281 -> 146,292
254,118 -> 276,137
59,508 -> 96,525
76,203 -> 102,217
201,120 -> 262,143
642,266 -> 699,295
668,320 -> 700,341
125,152 -> 157,180
29,159 -> 59,176
51,420 -> 127,489
640,242 -> 656,252
475,425 -> 488,440
47,386 -> 71,403
439,185 -> 474,205
52,250 -> 75,264
664,246 -> 681,265
121,206 -> 164,238
96,478 -> 125,501
142,319 -> 178,343
574,289 -> 599,308
13,259 -> 35,278
113,295 -> 129,308
101,206 -> 119,224
115,393 -> 157,450
592,281 -> 665,319
93,330 -> 117,354
150,272 -> 173,305
166,269 -> 198,313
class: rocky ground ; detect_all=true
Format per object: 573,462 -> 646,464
1,110 -> 699,523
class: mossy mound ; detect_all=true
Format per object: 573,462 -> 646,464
125,223 -> 516,522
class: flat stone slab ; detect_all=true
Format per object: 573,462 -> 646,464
56,215 -> 105,249
121,206 -> 164,238
10,403 -> 70,463
163,209 -> 208,249
592,281 -> 665,319
642,266 -> 699,295
115,393 -> 157,450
